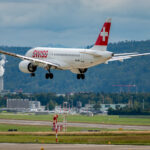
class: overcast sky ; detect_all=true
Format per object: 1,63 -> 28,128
0,0 -> 150,47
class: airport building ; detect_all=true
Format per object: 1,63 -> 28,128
6,99 -> 45,112
79,103 -> 128,115
100,104 -> 128,113
7,99 -> 29,109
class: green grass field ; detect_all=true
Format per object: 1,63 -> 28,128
0,133 -> 150,145
0,113 -> 150,145
0,123 -> 118,132
0,113 -> 150,125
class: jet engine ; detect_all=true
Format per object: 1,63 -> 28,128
19,60 -> 37,73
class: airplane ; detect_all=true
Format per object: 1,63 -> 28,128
0,18 -> 150,80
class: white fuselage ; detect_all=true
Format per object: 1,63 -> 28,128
25,47 -> 113,73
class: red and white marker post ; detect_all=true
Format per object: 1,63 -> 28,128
53,114 -> 58,143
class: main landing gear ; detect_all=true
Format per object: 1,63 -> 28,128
45,68 -> 53,79
77,74 -> 85,80
45,72 -> 53,79
76,68 -> 87,80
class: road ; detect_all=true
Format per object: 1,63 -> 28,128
0,119 -> 150,130
0,144 -> 150,150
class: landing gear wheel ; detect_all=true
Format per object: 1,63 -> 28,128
45,73 -> 49,79
81,74 -> 85,79
45,73 -> 53,79
31,73 -> 35,77
49,73 -> 53,79
77,74 -> 81,79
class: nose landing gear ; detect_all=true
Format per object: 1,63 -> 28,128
31,72 -> 35,77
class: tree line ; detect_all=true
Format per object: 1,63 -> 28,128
0,92 -> 150,114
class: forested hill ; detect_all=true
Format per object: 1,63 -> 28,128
1,40 -> 150,93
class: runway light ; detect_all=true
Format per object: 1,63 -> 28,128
41,147 -> 44,150
108,141 -> 111,144
119,128 -> 123,131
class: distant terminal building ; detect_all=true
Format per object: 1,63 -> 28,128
29,101 -> 41,109
7,99 -> 29,109
6,99 -> 45,112
100,104 -> 128,113
79,103 -> 128,115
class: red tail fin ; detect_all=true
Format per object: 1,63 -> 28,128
92,18 -> 111,50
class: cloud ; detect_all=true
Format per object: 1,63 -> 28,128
0,0 -> 150,47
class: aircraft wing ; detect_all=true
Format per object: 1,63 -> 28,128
108,52 -> 150,62
0,50 -> 60,67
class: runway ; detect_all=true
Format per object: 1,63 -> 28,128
0,144 -> 150,150
0,119 -> 150,130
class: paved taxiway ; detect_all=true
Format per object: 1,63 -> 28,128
0,119 -> 150,130
0,144 -> 150,150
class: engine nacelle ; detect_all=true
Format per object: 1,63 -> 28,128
19,60 -> 37,73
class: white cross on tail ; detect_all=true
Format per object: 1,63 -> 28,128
100,27 -> 108,41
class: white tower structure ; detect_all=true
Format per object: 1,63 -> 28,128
0,55 -> 6,92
